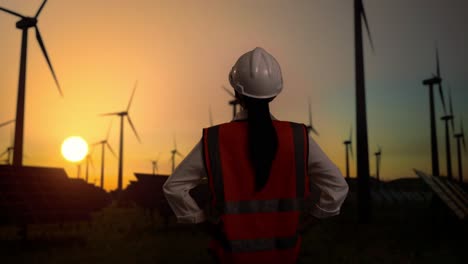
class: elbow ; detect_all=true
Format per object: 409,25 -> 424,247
162,180 -> 173,200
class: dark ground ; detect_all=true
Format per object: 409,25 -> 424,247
0,199 -> 466,264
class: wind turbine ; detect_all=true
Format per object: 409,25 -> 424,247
92,121 -> 117,190
222,85 -> 240,119
454,118 -> 466,183
440,86 -> 455,179
101,81 -> 141,192
150,152 -> 161,175
343,126 -> 353,179
354,0 -> 374,223
0,0 -> 63,167
0,146 -> 13,165
170,135 -> 184,173
422,46 -> 447,177
306,97 -> 319,136
0,120 -> 15,164
374,145 -> 382,181
85,150 -> 95,183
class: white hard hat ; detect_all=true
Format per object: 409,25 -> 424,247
229,47 -> 283,99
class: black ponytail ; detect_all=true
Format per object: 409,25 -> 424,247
244,96 -> 278,192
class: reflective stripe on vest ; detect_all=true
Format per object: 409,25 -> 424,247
203,121 -> 308,253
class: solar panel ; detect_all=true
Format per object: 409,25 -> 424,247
0,165 -> 111,225
414,169 -> 467,220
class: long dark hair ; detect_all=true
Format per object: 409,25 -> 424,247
240,94 -> 278,192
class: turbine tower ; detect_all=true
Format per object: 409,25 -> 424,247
454,118 -> 466,183
223,85 -> 240,119
374,145 -> 382,181
354,0 -> 374,223
101,81 -> 141,192
306,97 -> 319,136
92,121 -> 117,190
440,86 -> 454,179
422,46 -> 446,177
343,126 -> 353,179
0,0 -> 63,167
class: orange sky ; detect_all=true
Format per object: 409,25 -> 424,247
1,0 -> 467,190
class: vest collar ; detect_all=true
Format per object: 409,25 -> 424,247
232,109 -> 278,121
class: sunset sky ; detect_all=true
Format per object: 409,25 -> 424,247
1,0 -> 467,191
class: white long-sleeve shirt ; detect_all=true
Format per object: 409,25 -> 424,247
163,110 -> 349,224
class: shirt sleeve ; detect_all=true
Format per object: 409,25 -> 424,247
163,139 -> 207,224
307,136 -> 349,219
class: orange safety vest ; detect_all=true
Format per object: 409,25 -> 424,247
202,120 -> 310,264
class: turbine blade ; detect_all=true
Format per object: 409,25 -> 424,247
0,119 -> 14,128
106,120 -> 113,140
173,134 -> 177,149
176,151 -> 184,158
361,2 -> 375,53
35,26 -> 63,97
350,143 -> 354,160
100,112 -> 120,116
0,149 -> 8,158
349,125 -> 353,142
222,85 -> 236,98
436,44 -> 441,78
310,126 -> 319,136
126,115 -> 141,143
127,81 -> 138,111
434,46 -> 447,115
0,7 -> 25,18
438,84 -> 446,116
106,142 -> 117,158
35,0 -> 48,18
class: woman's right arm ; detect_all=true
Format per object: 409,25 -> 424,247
306,136 -> 349,219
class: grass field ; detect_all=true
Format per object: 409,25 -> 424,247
0,202 -> 466,264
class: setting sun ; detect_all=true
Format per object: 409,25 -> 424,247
61,136 -> 89,163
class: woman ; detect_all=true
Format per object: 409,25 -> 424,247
163,47 -> 348,264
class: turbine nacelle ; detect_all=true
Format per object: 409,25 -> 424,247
422,76 -> 442,86
15,17 -> 37,29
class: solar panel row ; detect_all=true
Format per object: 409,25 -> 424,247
0,165 -> 111,225
414,169 -> 468,220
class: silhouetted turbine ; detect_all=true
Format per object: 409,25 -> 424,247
422,46 -> 447,177
170,135 -> 184,173
101,81 -> 141,191
441,86 -> 455,179
93,121 -> 117,190
306,97 -> 319,136
151,154 -> 161,175
85,152 -> 95,183
343,126 -> 353,179
0,0 -> 63,167
0,119 -> 15,164
354,0 -> 374,223
374,145 -> 382,181
0,146 -> 14,165
454,118 -> 466,183
222,85 -> 240,119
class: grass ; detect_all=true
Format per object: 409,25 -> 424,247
0,202 -> 466,264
